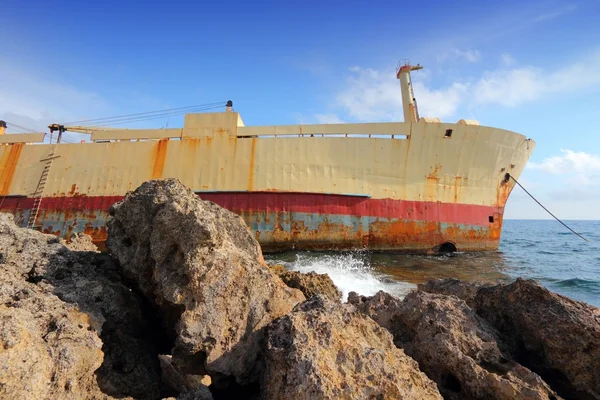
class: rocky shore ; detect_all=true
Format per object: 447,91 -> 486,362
1,178 -> 599,400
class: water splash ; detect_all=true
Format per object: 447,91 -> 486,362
269,251 -> 415,301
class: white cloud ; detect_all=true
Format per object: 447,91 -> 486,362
533,4 -> 578,22
473,51 -> 600,107
412,81 -> 468,119
0,63 -> 112,125
292,112 -> 344,125
2,112 -> 49,134
550,187 -> 600,202
0,62 -> 116,143
528,149 -> 600,185
501,53 -> 515,66
504,194 -> 600,219
335,67 -> 466,122
473,67 -> 542,106
294,60 -> 330,76
314,113 -> 345,124
437,48 -> 481,63
0,62 -> 175,142
330,50 -> 600,122
460,49 -> 481,63
505,152 -> 600,220
504,171 -> 600,220
335,67 -> 402,121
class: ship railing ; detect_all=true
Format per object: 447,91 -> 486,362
88,133 -> 409,142
235,122 -> 410,139
65,122 -> 414,143
238,133 -> 408,139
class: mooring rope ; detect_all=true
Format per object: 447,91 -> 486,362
508,173 -> 589,242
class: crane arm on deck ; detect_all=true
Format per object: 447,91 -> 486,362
46,101 -> 229,142
48,124 -> 129,143
48,123 -> 184,143
48,124 -> 122,135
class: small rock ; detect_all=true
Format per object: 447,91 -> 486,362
61,232 -> 99,252
159,354 -> 211,394
269,264 -> 342,302
262,295 -> 443,400
347,290 -> 404,331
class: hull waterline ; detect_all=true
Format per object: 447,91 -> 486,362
2,191 -> 508,253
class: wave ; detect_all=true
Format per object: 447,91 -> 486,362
269,251 -> 415,301
552,277 -> 600,289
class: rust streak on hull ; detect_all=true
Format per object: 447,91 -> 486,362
0,143 -> 24,195
248,137 -> 257,190
151,139 -> 169,179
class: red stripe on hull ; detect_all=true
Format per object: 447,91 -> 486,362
3,192 -> 499,225
0,192 -> 503,252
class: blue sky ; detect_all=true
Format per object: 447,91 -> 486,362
2,0 -> 600,219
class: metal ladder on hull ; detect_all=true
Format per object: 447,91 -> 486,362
408,81 -> 420,121
27,145 -> 59,229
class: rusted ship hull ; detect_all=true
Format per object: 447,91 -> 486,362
0,63 -> 535,253
2,191 -> 505,253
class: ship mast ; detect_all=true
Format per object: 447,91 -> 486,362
396,61 -> 423,123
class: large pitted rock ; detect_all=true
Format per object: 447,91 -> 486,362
0,280 -> 106,400
269,264 -> 342,302
0,213 -> 160,399
262,295 -> 443,400
106,179 -> 306,386
474,279 -> 600,399
349,290 -> 560,400
419,278 -> 600,399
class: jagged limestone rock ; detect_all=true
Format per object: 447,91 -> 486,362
416,278 -> 600,398
350,289 -> 561,400
0,213 -> 161,399
475,279 -> 600,399
263,296 -> 443,400
107,179 -> 305,386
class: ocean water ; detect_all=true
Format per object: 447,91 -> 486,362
265,220 -> 600,307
